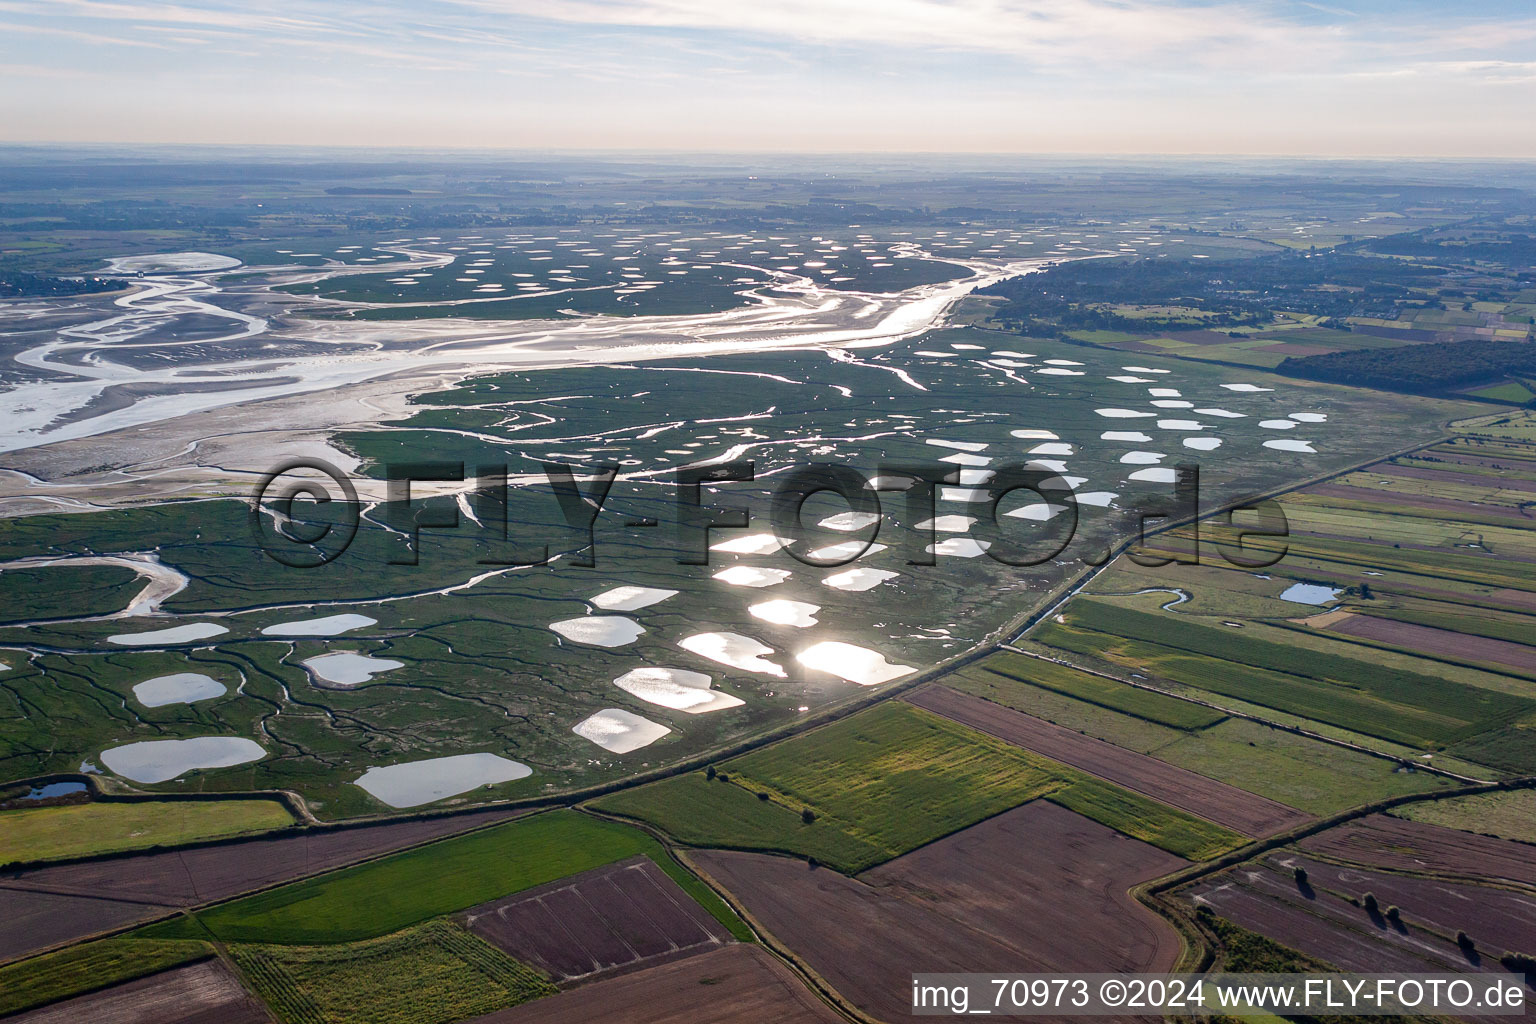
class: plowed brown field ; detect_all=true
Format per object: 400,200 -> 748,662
695,801 -> 1184,1022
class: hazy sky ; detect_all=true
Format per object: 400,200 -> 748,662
2,0 -> 1534,155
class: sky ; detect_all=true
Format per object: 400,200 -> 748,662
1,0 -> 1534,156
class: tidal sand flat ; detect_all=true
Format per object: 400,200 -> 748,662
1264,439 -> 1317,453
822,567 -> 899,592
1221,383 -> 1272,392
573,709 -> 672,753
549,616 -> 645,646
100,736 -> 265,783
302,651 -> 405,686
1129,467 -> 1177,482
1096,409 -> 1156,419
749,599 -> 821,628
678,632 -> 785,677
613,666 -> 745,713
260,613 -> 377,637
354,752 -> 531,807
796,641 -> 915,686
714,566 -> 792,588
590,586 -> 679,611
132,673 -> 226,708
107,622 -> 227,646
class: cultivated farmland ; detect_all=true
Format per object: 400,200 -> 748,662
474,944 -> 844,1024
906,684 -> 1308,838
595,702 -> 1064,873
0,797 -> 294,864
229,920 -> 554,1024
1299,812 -> 1536,887
0,806 -> 525,961
145,810 -> 742,945
461,856 -> 731,982
694,802 -> 1185,1023
6,959 -> 269,1024
0,937 -> 214,1018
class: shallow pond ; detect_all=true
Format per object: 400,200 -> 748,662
303,651 -> 405,686
549,616 -> 645,646
678,631 -> 785,676
133,672 -> 226,708
1280,583 -> 1341,605
796,641 -> 915,686
100,736 -> 264,783
354,752 -> 531,807
590,586 -> 678,611
107,623 -> 227,646
573,708 -> 672,753
612,667 -> 744,713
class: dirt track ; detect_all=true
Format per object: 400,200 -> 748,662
466,944 -> 843,1024
904,685 -> 1311,837
695,801 -> 1183,1022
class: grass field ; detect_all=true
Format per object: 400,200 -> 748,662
1039,599 -> 1533,749
228,921 -> 555,1024
722,703 -> 1063,866
600,703 -> 1062,873
0,938 -> 213,1018
1391,789 -> 1536,844
1048,777 -> 1246,860
141,810 -> 747,944
593,772 -> 891,871
950,652 -> 1227,730
0,799 -> 294,864
597,702 -> 1247,870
